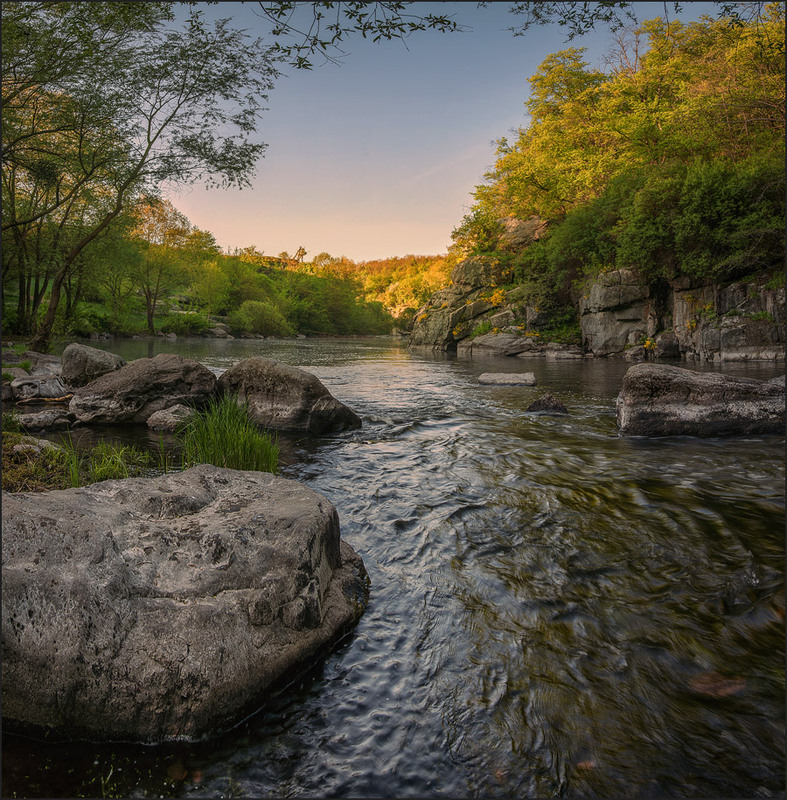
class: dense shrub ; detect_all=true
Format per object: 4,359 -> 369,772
228,299 -> 294,336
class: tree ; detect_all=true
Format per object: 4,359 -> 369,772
1,2 -> 281,351
129,197 -> 191,334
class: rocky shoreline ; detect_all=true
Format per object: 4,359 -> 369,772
1,341 -> 783,744
407,256 -> 785,363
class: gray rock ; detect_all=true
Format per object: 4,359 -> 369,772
10,375 -> 70,401
1,464 -> 369,743
218,357 -> 361,434
545,343 -> 583,359
69,353 -> 217,424
205,326 -> 232,339
616,363 -> 785,436
624,345 -> 648,361
61,343 -> 126,388
10,435 -> 63,455
2,350 -> 62,376
15,408 -> 74,431
146,404 -> 194,432
478,372 -> 536,385
654,332 -> 681,360
526,394 -> 569,414
450,255 -> 508,291
2,367 -> 30,380
498,216 -> 547,250
463,333 -> 533,357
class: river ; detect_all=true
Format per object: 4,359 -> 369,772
3,336 -> 785,799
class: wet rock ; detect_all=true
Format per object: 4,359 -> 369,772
61,343 -> 126,388
616,363 -> 785,436
461,333 -> 533,357
10,375 -> 70,401
218,357 -> 361,434
478,372 -> 536,385
545,342 -> 583,359
1,463 -> 369,743
15,408 -> 74,431
526,394 -> 569,414
146,404 -> 194,432
69,353 -> 216,424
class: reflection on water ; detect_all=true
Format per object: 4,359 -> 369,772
4,337 -> 785,799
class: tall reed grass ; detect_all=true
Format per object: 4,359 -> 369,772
179,395 -> 278,474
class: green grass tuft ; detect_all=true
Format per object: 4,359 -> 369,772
179,395 -> 278,474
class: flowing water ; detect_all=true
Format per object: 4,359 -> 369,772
3,337 -> 785,799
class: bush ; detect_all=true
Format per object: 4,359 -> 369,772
179,395 -> 278,473
158,311 -> 209,335
228,299 -> 293,337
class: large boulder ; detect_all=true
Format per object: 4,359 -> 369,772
61,343 -> 126,388
616,363 -> 785,436
218,357 -> 361,434
1,464 -> 369,743
69,353 -> 216,424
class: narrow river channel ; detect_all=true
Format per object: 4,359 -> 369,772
3,337 -> 785,799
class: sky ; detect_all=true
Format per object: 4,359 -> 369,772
167,1 -> 718,262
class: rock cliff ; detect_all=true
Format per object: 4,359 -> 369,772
409,254 -> 784,363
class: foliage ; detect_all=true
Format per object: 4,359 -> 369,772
83,440 -> 152,483
157,311 -> 209,335
179,395 -> 279,473
456,5 -> 785,302
228,299 -> 294,336
499,2 -> 774,40
252,2 -> 462,68
2,2 -> 281,351
1,432 -> 75,492
2,430 -> 152,492
471,320 -> 493,337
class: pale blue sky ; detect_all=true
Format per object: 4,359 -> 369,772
168,2 -> 717,262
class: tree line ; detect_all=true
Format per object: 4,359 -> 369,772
3,2 -> 779,348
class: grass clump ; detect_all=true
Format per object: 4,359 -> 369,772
1,432 -> 74,492
179,395 -> 278,473
84,440 -> 151,483
1,431 -> 152,492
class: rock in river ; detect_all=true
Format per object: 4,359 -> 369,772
478,372 -> 537,386
61,343 -> 126,388
526,393 -> 569,414
1,464 -> 369,743
616,363 -> 785,436
218,357 -> 361,433
69,353 -> 216,424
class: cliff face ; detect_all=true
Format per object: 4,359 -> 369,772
409,258 -> 784,362
580,270 -> 785,361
